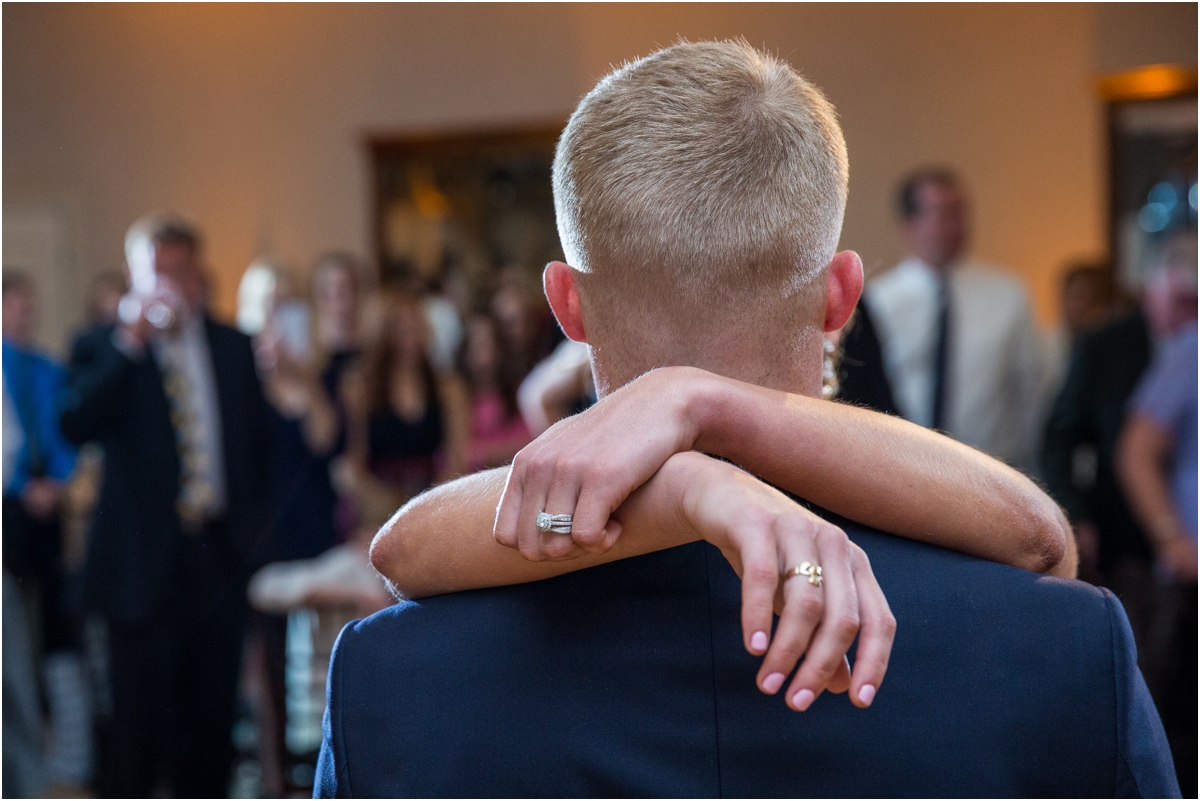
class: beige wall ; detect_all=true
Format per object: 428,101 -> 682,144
4,3 -> 1196,351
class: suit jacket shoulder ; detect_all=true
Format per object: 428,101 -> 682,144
1103,588 -> 1180,797
318,544 -> 721,798
317,528 -> 1178,798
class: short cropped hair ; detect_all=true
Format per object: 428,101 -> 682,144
148,215 -> 201,253
124,212 -> 202,289
552,40 -> 848,320
896,166 -> 960,220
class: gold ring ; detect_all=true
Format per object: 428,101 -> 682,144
783,561 -> 823,587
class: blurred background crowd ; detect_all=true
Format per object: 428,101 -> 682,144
2,3 -> 1196,799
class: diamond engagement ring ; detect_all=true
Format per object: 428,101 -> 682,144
783,561 -> 823,587
535,511 -> 573,535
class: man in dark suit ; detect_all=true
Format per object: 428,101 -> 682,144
1043,309 -> 1153,583
61,215 -> 270,797
317,42 -> 1176,797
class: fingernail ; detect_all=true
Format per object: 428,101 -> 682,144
762,672 -> 785,694
792,688 -> 815,711
858,684 -> 876,706
750,631 -> 768,653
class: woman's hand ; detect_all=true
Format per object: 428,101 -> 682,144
643,452 -> 894,710
495,366 -> 707,560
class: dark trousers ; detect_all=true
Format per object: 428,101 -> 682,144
96,529 -> 246,799
2,495 -> 75,654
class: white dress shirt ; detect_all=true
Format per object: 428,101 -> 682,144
865,257 -> 1045,473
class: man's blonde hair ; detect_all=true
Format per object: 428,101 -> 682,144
553,40 -> 848,324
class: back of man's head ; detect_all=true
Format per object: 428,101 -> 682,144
553,40 -> 848,360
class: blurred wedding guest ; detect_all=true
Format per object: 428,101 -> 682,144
60,214 -> 269,798
835,300 -> 899,415
239,265 -> 341,796
491,265 -> 561,380
517,338 -> 594,436
311,252 -> 365,387
341,292 -> 468,529
2,271 -> 93,792
257,272 -> 340,563
3,371 -> 46,799
1041,262 -> 1123,395
1062,263 -> 1122,338
87,270 -> 130,328
1118,316 -> 1197,796
1043,242 -> 1197,602
3,271 -> 78,587
864,168 -> 1043,472
461,314 -> 531,471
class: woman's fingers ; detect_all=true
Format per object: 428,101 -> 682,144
496,422 -> 621,560
828,656 -> 852,695
493,455 -> 526,550
539,458 -> 583,559
571,463 -> 625,554
513,440 -> 557,560
846,544 -> 895,708
786,525 -> 859,711
756,519 -> 824,698
737,533 -> 779,659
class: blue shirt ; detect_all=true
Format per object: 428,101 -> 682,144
2,339 -> 77,495
1130,324 -> 1198,540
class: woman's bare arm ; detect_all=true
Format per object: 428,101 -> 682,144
374,366 -> 1072,597
693,373 -> 1075,576
1117,414 -> 1197,581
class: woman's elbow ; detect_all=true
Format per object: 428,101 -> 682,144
1020,497 -> 1070,575
368,509 -> 411,592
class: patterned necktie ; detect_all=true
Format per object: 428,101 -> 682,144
158,337 -> 216,532
931,272 -> 952,432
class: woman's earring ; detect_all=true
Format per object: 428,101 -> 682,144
822,336 -> 839,400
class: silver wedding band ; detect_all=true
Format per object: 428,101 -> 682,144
536,511 -> 573,535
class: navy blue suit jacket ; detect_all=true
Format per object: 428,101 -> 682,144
316,523 -> 1178,797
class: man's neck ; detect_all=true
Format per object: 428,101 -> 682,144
590,331 -> 824,401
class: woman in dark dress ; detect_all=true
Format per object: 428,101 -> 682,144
342,292 -> 469,531
250,280 -> 342,796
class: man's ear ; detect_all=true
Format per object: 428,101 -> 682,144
823,250 -> 864,332
543,261 -> 588,343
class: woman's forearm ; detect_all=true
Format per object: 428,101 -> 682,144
370,465 -> 695,598
1117,415 -> 1184,543
690,372 -> 1071,575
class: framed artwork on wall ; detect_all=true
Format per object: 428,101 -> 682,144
368,123 -> 567,310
